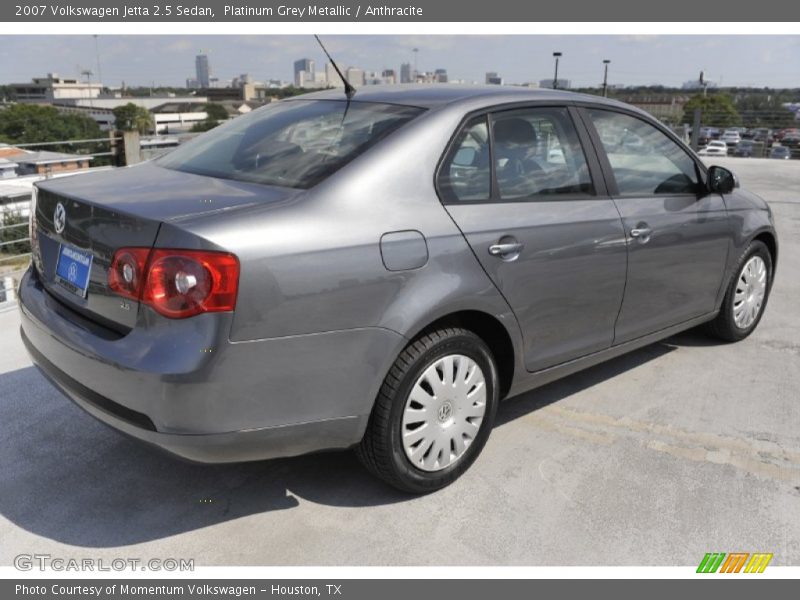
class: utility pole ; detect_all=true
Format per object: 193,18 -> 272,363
413,48 -> 419,81
602,59 -> 611,97
552,52 -> 562,89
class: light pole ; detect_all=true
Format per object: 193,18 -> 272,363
602,59 -> 611,97
93,35 -> 103,90
552,52 -> 562,89
81,69 -> 94,108
413,47 -> 419,81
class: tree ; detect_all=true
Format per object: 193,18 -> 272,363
733,93 -> 797,129
681,93 -> 741,128
0,104 -> 103,149
190,120 -> 220,133
204,103 -> 228,121
189,103 -> 229,132
112,103 -> 154,134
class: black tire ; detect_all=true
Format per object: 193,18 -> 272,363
704,240 -> 773,342
356,327 -> 499,494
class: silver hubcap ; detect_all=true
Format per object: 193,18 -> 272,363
401,354 -> 487,472
733,256 -> 767,330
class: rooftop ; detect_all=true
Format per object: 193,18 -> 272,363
0,147 -> 24,159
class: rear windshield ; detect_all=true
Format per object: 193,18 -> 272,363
158,100 -> 424,189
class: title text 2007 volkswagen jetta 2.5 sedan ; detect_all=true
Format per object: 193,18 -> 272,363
19,85 -> 777,493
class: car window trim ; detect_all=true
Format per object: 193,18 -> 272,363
574,104 -> 709,200
434,101 -> 610,206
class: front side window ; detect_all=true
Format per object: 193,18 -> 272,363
158,100 -> 424,189
587,109 -> 701,196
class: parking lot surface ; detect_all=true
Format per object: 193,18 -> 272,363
1,157 -> 798,566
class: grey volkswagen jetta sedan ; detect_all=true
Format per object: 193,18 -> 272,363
19,85 -> 777,493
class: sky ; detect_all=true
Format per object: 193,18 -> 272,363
0,35 -> 798,89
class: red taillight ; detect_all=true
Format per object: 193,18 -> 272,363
108,248 -> 150,301
108,248 -> 239,319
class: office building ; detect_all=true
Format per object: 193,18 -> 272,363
294,58 -> 315,87
400,63 -> 412,84
9,73 -> 103,102
485,72 -> 503,85
195,54 -> 211,88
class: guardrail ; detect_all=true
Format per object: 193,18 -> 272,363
0,216 -> 29,305
0,131 -> 194,306
13,136 -> 119,162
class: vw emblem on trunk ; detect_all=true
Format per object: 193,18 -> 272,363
54,203 -> 66,234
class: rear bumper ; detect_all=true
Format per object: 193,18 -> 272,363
23,329 -> 365,463
18,267 -> 403,463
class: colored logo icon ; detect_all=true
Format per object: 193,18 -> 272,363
697,552 -> 773,573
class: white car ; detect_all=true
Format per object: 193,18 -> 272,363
721,130 -> 742,146
699,140 -> 728,156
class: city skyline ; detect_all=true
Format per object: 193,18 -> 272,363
1,35 -> 798,89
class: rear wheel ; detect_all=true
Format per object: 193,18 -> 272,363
356,327 -> 499,494
704,240 -> 772,342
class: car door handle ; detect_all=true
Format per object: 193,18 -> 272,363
488,242 -> 524,256
630,227 -> 652,238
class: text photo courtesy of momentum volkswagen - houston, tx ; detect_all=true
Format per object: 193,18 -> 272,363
1,0 -> 800,594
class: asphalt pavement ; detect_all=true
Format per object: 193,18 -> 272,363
1,157 -> 798,566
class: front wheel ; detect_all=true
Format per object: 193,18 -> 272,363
704,240 -> 773,342
356,327 -> 499,494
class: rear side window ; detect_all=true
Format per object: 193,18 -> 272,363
586,109 -> 701,196
492,108 -> 594,200
158,100 -> 424,189
438,107 -> 594,203
437,116 -> 492,203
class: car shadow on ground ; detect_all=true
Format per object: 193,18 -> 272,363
495,336 -> 684,425
0,330 -> 712,548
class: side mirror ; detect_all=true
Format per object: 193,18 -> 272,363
707,165 -> 738,194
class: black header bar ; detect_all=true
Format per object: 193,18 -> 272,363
3,0 -> 799,22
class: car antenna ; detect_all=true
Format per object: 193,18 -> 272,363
314,34 -> 356,99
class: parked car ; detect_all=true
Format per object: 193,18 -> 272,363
698,140 -> 728,157
19,86 -> 778,493
751,128 -> 773,143
774,128 -> 799,142
782,135 -> 800,151
733,140 -> 756,157
721,130 -> 742,147
770,145 -> 792,159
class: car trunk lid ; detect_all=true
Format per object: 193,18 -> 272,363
32,162 -> 298,331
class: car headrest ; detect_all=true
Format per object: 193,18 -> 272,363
494,118 -> 537,146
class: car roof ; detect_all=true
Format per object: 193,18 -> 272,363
295,84 -> 631,111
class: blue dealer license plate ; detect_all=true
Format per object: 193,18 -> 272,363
55,244 -> 93,298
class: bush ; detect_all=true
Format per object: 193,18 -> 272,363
0,104 -> 103,149
0,210 -> 30,256
190,119 -> 220,133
